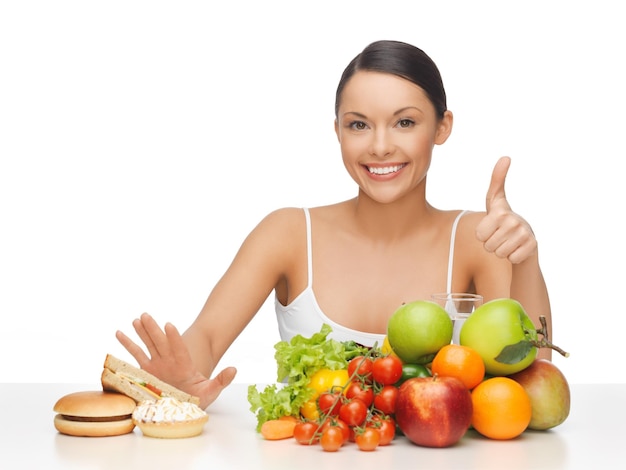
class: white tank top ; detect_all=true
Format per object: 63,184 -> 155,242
274,208 -> 467,347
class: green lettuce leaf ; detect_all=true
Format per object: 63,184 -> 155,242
247,323 -> 369,431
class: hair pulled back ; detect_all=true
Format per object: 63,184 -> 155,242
335,40 -> 447,119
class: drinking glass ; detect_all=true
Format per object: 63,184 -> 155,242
431,293 -> 483,345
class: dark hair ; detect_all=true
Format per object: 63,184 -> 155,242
335,40 -> 447,119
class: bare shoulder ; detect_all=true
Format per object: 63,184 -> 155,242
254,207 -> 306,235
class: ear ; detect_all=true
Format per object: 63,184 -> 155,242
434,110 -> 453,145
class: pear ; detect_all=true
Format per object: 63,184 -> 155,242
509,359 -> 570,430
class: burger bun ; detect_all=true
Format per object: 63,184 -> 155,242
53,390 -> 136,437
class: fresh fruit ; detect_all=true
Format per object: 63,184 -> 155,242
387,300 -> 453,364
320,426 -> 344,452
395,376 -> 473,448
509,359 -> 570,430
459,298 -> 538,375
372,355 -> 403,385
431,344 -> 485,390
355,426 -> 380,451
471,377 -> 532,440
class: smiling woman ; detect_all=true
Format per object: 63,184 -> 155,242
111,39 -> 553,410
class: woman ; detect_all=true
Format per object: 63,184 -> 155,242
117,40 -> 551,409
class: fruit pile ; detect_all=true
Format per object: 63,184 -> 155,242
249,298 -> 570,452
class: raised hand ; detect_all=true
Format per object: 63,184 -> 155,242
475,157 -> 538,264
116,313 -> 236,409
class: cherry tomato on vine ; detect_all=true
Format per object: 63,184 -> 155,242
355,426 -> 380,451
293,421 -> 319,445
320,426 -> 344,452
320,417 -> 350,443
339,399 -> 368,427
345,381 -> 374,407
371,414 -> 396,446
318,390 -> 343,416
373,384 -> 398,415
372,355 -> 403,385
347,355 -> 374,382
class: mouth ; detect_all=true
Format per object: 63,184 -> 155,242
366,163 -> 408,175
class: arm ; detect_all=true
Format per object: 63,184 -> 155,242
116,207 -> 304,407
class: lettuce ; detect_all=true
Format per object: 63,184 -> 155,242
247,324 -> 368,431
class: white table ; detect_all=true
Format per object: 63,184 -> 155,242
1,382 -> 623,469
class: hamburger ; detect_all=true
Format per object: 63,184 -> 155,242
53,390 -> 136,437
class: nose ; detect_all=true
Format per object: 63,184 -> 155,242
369,128 -> 393,158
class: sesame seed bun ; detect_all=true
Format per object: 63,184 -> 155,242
53,390 -> 136,437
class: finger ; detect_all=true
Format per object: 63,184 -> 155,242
163,322 -> 192,363
115,329 -> 150,365
486,156 -> 511,212
139,313 -> 173,358
199,367 -> 238,409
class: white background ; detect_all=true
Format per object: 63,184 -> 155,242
1,1 -> 624,385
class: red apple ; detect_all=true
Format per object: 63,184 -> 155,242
508,359 -> 570,430
395,376 -> 473,447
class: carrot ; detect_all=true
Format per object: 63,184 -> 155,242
260,418 -> 298,440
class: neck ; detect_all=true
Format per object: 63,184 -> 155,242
351,187 -> 434,241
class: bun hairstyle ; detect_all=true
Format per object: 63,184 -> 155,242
334,40 -> 448,119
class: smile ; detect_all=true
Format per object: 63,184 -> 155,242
367,164 -> 407,175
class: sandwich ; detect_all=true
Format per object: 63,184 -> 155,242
101,354 -> 200,406
53,390 -> 136,437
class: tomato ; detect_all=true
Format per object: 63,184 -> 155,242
144,383 -> 163,397
308,369 -> 350,399
345,381 -> 374,407
395,363 -> 432,386
320,426 -> 344,452
373,384 -> 398,415
318,390 -> 343,416
339,399 -> 368,427
299,399 -> 319,420
293,421 -> 319,445
347,356 -> 374,382
371,414 -> 396,446
355,426 -> 380,451
320,417 -> 350,443
372,355 -> 403,385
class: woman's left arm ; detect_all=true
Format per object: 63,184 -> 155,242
475,157 -> 552,360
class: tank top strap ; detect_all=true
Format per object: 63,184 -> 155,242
446,210 -> 469,293
303,208 -> 313,288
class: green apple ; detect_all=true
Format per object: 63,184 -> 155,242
387,300 -> 453,364
509,359 -> 570,430
459,298 -> 538,376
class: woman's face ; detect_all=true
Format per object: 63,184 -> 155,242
335,71 -> 452,204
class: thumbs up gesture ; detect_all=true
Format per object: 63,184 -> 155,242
475,157 -> 538,264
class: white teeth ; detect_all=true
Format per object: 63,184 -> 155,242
368,164 -> 405,175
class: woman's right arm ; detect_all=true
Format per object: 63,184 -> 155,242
116,207 -> 304,408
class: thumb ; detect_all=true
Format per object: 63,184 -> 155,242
486,156 -> 511,212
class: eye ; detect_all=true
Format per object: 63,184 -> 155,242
349,120 -> 368,131
397,119 -> 415,128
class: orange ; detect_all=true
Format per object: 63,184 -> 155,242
471,377 -> 532,440
431,344 -> 485,389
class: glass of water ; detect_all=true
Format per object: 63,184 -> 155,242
431,293 -> 483,345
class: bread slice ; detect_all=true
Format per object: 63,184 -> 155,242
101,354 -> 200,406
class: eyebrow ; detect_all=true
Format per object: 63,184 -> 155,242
342,106 -> 424,119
